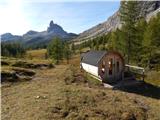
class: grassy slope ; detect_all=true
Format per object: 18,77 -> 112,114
1,49 -> 160,120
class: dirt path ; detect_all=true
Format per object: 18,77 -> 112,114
1,65 -> 68,120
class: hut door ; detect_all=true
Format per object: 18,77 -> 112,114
107,56 -> 121,82
108,58 -> 113,81
107,56 -> 117,82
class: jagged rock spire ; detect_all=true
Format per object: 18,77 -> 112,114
49,20 -> 54,27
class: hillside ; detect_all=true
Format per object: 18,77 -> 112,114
73,1 -> 160,43
1,20 -> 78,48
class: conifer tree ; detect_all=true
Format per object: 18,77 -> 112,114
143,13 -> 160,68
47,37 -> 63,64
71,43 -> 75,54
119,1 -> 140,64
64,43 -> 72,64
135,18 -> 147,64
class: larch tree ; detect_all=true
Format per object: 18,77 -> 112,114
135,18 -> 147,65
64,42 -> 72,64
47,37 -> 63,64
119,1 -> 140,64
143,13 -> 160,68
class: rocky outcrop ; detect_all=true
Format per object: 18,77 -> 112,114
12,60 -> 54,69
47,20 -> 69,38
1,68 -> 36,82
1,20 -> 78,48
74,1 -> 160,42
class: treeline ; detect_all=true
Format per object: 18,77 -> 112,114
1,42 -> 26,57
107,14 -> 160,68
109,1 -> 160,68
78,35 -> 109,51
77,1 -> 160,68
47,37 -> 72,64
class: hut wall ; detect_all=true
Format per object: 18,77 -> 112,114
81,63 -> 98,77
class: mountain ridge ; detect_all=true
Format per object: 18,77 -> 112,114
1,20 -> 78,48
73,1 -> 160,43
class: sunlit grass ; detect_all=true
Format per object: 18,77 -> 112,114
26,49 -> 47,60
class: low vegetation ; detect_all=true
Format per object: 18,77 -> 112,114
1,52 -> 54,83
1,53 -> 160,120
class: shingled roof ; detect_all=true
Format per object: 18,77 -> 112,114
81,51 -> 107,66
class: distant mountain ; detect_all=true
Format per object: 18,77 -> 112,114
1,33 -> 22,42
73,1 -> 160,43
1,20 -> 78,48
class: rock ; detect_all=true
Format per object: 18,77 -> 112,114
35,95 -> 47,99
1,70 -> 18,82
1,60 -> 10,65
12,60 -> 54,69
47,20 -> 69,38
1,67 -> 35,83
35,96 -> 40,99
43,96 -> 47,99
16,74 -> 32,81
12,67 -> 36,76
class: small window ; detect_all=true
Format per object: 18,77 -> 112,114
109,58 -> 112,75
101,68 -> 105,74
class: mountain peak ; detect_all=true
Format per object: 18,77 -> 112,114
47,20 -> 64,33
47,20 -> 68,37
49,20 -> 54,27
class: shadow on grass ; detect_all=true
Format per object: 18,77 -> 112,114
116,81 -> 160,99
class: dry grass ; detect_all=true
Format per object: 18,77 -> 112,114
1,54 -> 160,120
145,71 -> 160,87
26,49 -> 47,60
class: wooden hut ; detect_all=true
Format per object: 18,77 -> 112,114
80,50 -> 125,83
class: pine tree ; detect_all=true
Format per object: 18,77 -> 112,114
143,13 -> 160,68
47,37 -> 63,64
119,1 -> 140,64
135,18 -> 147,64
71,43 -> 75,54
64,43 -> 72,64
108,31 -> 117,50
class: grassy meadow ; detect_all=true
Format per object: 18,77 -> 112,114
1,49 -> 160,120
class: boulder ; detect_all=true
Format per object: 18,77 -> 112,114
1,70 -> 18,82
12,60 -> 54,69
1,60 -> 10,65
12,67 -> 36,76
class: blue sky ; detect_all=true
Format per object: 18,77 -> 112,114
0,0 -> 120,35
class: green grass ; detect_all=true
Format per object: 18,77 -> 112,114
145,71 -> 160,86
85,72 -> 102,86
26,49 -> 47,60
